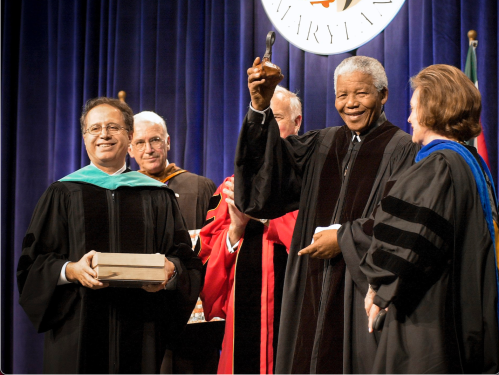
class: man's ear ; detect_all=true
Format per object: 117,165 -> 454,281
294,115 -> 303,135
128,145 -> 135,159
380,87 -> 388,105
127,132 -> 135,158
166,135 -> 171,151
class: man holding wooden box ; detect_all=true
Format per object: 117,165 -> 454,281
17,97 -> 203,374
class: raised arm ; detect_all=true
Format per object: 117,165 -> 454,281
235,58 -> 320,219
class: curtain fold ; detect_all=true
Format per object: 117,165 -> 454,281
2,0 -> 498,372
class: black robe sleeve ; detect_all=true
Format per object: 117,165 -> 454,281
234,108 -> 322,219
359,150 -> 499,374
360,153 -> 455,308
17,183 -> 77,333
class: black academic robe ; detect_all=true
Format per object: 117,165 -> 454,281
234,108 -> 419,373
168,171 -> 217,231
17,180 -> 203,374
359,148 -> 499,373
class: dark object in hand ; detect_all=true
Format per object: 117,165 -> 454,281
259,31 -> 284,86
373,309 -> 387,331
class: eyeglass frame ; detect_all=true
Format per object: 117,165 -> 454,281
131,136 -> 166,151
83,123 -> 130,136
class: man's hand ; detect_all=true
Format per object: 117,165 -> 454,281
247,57 -> 283,111
297,229 -> 341,259
367,303 -> 381,333
365,284 -> 376,316
365,285 -> 387,333
65,250 -> 109,289
143,258 -> 176,293
224,177 -> 250,246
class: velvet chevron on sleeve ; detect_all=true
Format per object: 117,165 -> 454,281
360,150 -> 499,374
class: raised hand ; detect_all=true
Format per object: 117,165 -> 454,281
247,57 -> 284,110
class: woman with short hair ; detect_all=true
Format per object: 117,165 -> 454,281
361,64 -> 499,373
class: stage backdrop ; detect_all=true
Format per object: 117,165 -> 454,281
2,0 -> 498,373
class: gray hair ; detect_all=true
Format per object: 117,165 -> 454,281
272,85 -> 302,120
334,56 -> 388,94
133,111 -> 168,135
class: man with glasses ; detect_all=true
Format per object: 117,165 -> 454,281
129,111 -> 216,232
17,97 -> 203,374
128,110 -> 217,373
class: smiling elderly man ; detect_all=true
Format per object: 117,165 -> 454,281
127,110 -> 217,374
128,111 -> 216,232
17,97 -> 202,374
234,56 -> 420,373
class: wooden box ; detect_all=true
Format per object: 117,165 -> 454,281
91,252 -> 165,287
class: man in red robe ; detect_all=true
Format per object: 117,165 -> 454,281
199,86 -> 301,374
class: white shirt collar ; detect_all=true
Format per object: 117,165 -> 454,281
351,134 -> 361,143
350,111 -> 388,144
90,162 -> 127,175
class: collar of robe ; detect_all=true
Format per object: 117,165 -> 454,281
416,139 -> 496,235
59,164 -> 165,190
416,139 -> 496,234
138,163 -> 186,184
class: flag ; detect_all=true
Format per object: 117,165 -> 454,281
467,37 -> 499,329
465,39 -> 490,168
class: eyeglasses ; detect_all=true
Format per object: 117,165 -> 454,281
132,137 -> 165,151
84,123 -> 128,136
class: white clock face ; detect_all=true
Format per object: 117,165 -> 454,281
261,0 -> 406,55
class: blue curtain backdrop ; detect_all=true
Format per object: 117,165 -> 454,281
2,0 -> 498,373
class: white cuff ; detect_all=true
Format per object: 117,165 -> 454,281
249,102 -> 271,124
311,224 -> 342,244
57,261 -> 71,285
226,233 -> 240,254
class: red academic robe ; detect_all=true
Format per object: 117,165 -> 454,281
199,177 -> 297,374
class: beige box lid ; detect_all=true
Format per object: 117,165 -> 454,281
91,252 -> 165,268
